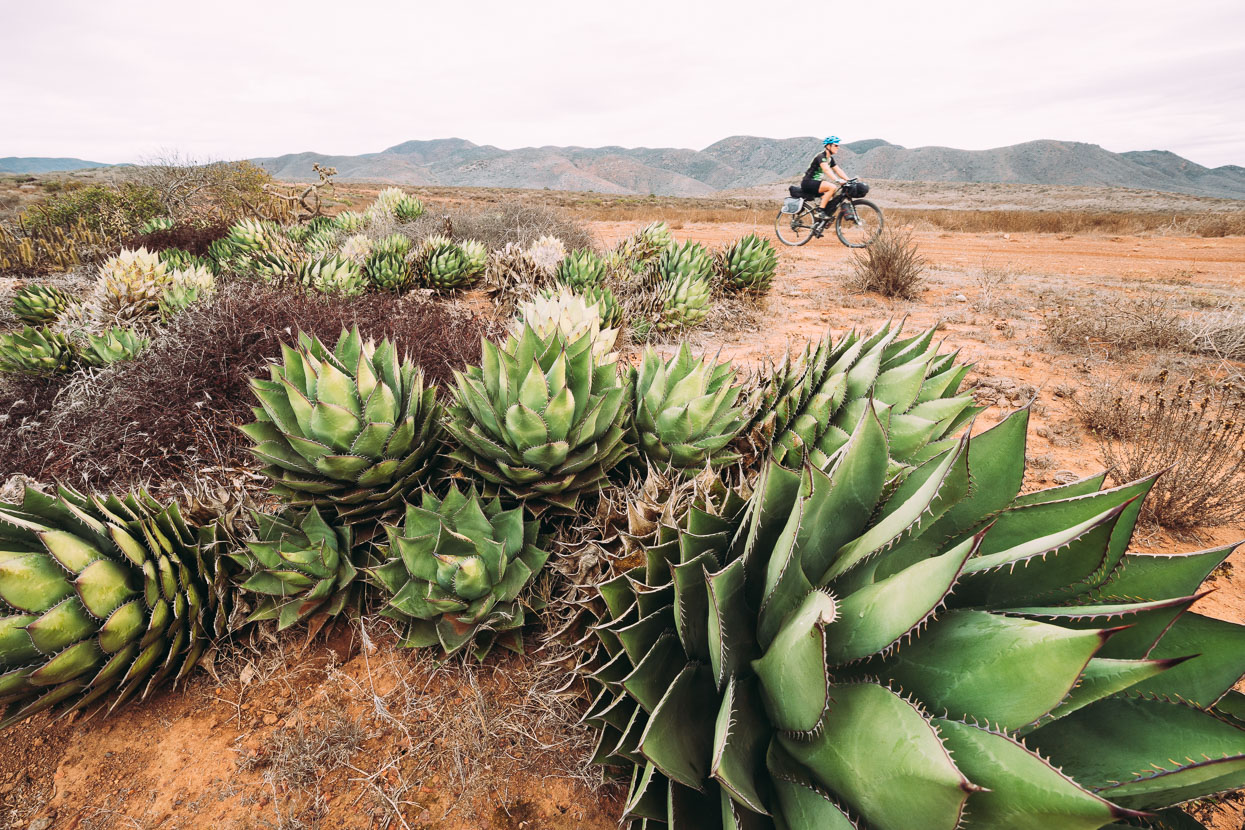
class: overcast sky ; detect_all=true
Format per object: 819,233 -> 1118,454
2,0 -> 1242,168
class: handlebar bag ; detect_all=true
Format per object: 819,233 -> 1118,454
842,181 -> 869,198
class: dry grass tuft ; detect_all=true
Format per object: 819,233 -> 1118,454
843,226 -> 926,299
404,201 -> 596,252
1182,306 -> 1245,361
1071,372 -> 1245,528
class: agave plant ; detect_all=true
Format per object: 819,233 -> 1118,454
445,324 -> 633,514
221,219 -> 298,280
158,264 -> 216,319
616,221 -> 674,272
583,403 -> 1245,829
582,284 -> 623,329
57,248 -> 171,334
717,233 -> 778,295
303,228 -> 339,257
744,321 -> 978,472
632,343 -> 747,472
338,233 -> 374,265
77,327 -> 149,368
515,289 -> 618,361
370,187 -> 423,222
461,239 -> 489,278
297,255 -> 366,296
332,210 -> 368,233
158,248 -> 213,274
372,486 -> 549,659
417,235 -> 478,290
0,486 -> 231,728
240,327 -> 443,523
11,283 -> 71,325
364,233 -> 414,292
527,235 -> 566,276
656,241 -> 714,330
556,249 -> 607,291
0,326 -> 76,375
228,508 -> 363,630
137,216 -> 175,235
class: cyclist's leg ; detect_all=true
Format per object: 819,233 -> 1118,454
819,181 -> 838,210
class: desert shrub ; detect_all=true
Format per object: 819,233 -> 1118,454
19,183 -> 165,236
124,220 -> 231,256
1182,306 -> 1245,360
4,282 -> 497,488
404,201 -> 595,252
1046,294 -> 1185,355
1072,372 -> 1245,527
843,226 -> 925,298
133,155 -> 279,222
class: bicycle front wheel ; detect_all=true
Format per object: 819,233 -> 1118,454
775,206 -> 817,246
836,199 -> 884,248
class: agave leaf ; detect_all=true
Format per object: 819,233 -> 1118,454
1027,696 -> 1245,809
936,718 -> 1127,830
638,662 -> 718,789
778,682 -> 972,830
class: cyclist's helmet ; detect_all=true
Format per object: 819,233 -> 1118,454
823,136 -> 841,146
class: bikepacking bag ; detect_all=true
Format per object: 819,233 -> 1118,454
842,181 -> 869,198
782,197 -> 804,214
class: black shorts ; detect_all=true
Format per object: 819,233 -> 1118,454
800,177 -> 825,196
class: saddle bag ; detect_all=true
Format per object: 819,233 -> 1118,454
781,196 -> 804,214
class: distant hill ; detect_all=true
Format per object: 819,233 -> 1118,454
0,157 -> 112,174
254,137 -> 1245,200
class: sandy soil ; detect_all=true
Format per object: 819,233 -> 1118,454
3,220 -> 1243,830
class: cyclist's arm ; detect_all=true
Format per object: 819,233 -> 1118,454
832,166 -> 851,182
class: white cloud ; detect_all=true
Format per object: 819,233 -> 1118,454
2,0 -> 1241,167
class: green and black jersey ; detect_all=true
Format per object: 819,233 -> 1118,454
805,152 -> 837,181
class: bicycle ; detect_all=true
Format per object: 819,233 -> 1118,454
774,179 -> 884,248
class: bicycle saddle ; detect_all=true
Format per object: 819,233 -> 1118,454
788,185 -> 805,198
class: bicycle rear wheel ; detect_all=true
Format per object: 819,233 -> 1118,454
775,206 -> 817,246
836,199 -> 884,248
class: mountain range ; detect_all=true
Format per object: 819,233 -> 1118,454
5,139 -> 1244,199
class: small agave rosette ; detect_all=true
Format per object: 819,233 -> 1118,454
0,326 -> 76,375
0,486 -> 231,728
515,288 -> 618,362
583,402 -> 1245,829
229,508 -> 362,630
632,343 -> 746,471
717,233 -> 778,295
11,283 -> 71,325
241,327 -> 443,523
445,325 -> 633,514
372,486 -> 549,659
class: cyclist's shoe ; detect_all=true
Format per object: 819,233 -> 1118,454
812,208 -> 830,220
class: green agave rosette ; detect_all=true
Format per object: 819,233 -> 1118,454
445,324 -> 634,515
633,343 -> 746,472
241,326 -> 443,523
717,233 -> 778,295
556,249 -> 607,290
0,326 -> 76,375
229,507 -> 363,630
656,241 -> 714,331
744,321 -> 979,471
584,404 -> 1245,829
11,283 -> 71,325
297,255 -> 365,296
419,237 -> 479,290
78,327 -> 149,368
0,486 -> 231,728
364,233 -> 414,292
372,485 -> 549,659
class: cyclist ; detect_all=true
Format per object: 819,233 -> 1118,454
802,136 -> 854,220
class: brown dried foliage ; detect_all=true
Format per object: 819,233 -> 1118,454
844,226 -> 926,299
0,281 -> 499,488
124,220 -> 230,256
402,201 -> 596,253
1072,371 -> 1245,527
1046,294 -> 1186,356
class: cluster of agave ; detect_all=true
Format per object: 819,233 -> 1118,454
1,264 -> 1241,826
0,248 -> 216,375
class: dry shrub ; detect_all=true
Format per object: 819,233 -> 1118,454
1182,306 -> 1245,360
1,282 -> 498,488
843,226 -> 926,299
1046,294 -> 1185,355
1072,372 -> 1245,527
973,258 -> 1019,313
124,220 -> 230,256
405,201 -> 595,252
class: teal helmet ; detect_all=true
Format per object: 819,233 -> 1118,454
823,136 -> 841,145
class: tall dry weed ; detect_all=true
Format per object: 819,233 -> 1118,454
1072,372 -> 1245,528
843,226 -> 926,299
